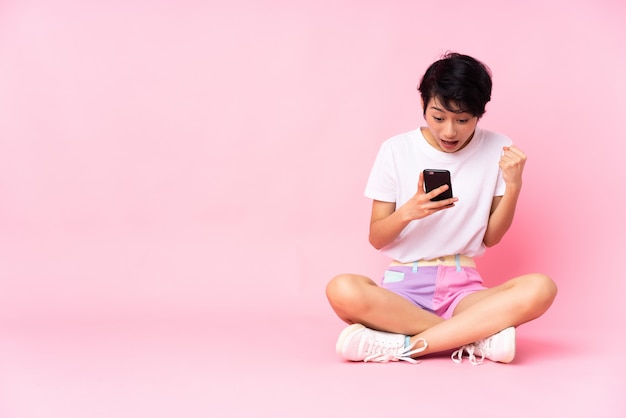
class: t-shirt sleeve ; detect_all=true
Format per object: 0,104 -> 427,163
494,135 -> 513,196
364,141 -> 397,202
494,169 -> 506,196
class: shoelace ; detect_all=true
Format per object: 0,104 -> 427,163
451,344 -> 485,366
364,337 -> 428,364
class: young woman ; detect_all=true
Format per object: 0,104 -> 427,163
326,52 -> 557,365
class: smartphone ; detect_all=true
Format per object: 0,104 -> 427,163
423,169 -> 453,201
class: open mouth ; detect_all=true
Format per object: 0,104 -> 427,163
441,139 -> 458,149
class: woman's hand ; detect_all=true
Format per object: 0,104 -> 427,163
397,171 -> 458,222
368,172 -> 458,249
499,145 -> 526,190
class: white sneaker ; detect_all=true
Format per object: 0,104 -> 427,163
451,327 -> 516,365
336,324 -> 428,364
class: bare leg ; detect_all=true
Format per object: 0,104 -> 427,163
409,273 -> 558,357
326,273 -> 444,335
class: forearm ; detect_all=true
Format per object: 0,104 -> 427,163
369,208 -> 411,250
483,185 -> 521,247
368,180 -> 457,250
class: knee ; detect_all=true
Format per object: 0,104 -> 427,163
325,274 -> 366,311
326,274 -> 356,303
524,273 -> 558,312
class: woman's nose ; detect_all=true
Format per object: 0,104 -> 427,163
443,122 -> 456,138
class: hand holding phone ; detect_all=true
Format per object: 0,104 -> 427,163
398,169 -> 455,222
423,169 -> 453,201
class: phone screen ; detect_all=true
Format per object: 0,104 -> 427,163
423,169 -> 453,201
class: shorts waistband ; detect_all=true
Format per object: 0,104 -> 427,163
390,254 -> 475,269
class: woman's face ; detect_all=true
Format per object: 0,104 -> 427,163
422,96 -> 478,153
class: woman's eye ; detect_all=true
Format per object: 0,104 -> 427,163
433,116 -> 443,122
458,119 -> 468,123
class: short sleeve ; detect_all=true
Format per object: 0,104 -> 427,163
364,141 -> 397,202
494,169 -> 506,196
494,136 -> 513,197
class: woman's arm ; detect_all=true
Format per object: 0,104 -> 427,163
483,145 -> 526,247
368,200 -> 407,249
369,172 -> 457,249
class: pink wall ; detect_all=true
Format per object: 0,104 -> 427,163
1,0 -> 625,332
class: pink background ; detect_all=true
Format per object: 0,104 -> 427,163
1,0 -> 625,417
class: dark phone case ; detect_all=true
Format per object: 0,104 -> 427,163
423,169 -> 453,201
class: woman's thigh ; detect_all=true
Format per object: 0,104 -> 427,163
326,273 -> 444,335
452,273 -> 557,322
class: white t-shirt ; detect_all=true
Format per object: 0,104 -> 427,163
364,127 -> 511,262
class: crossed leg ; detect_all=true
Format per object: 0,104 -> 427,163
326,272 -> 557,358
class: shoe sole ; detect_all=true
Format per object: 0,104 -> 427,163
336,323 -> 365,357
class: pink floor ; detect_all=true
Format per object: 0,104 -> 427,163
1,309 -> 623,418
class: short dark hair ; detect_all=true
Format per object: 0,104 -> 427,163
418,52 -> 492,118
